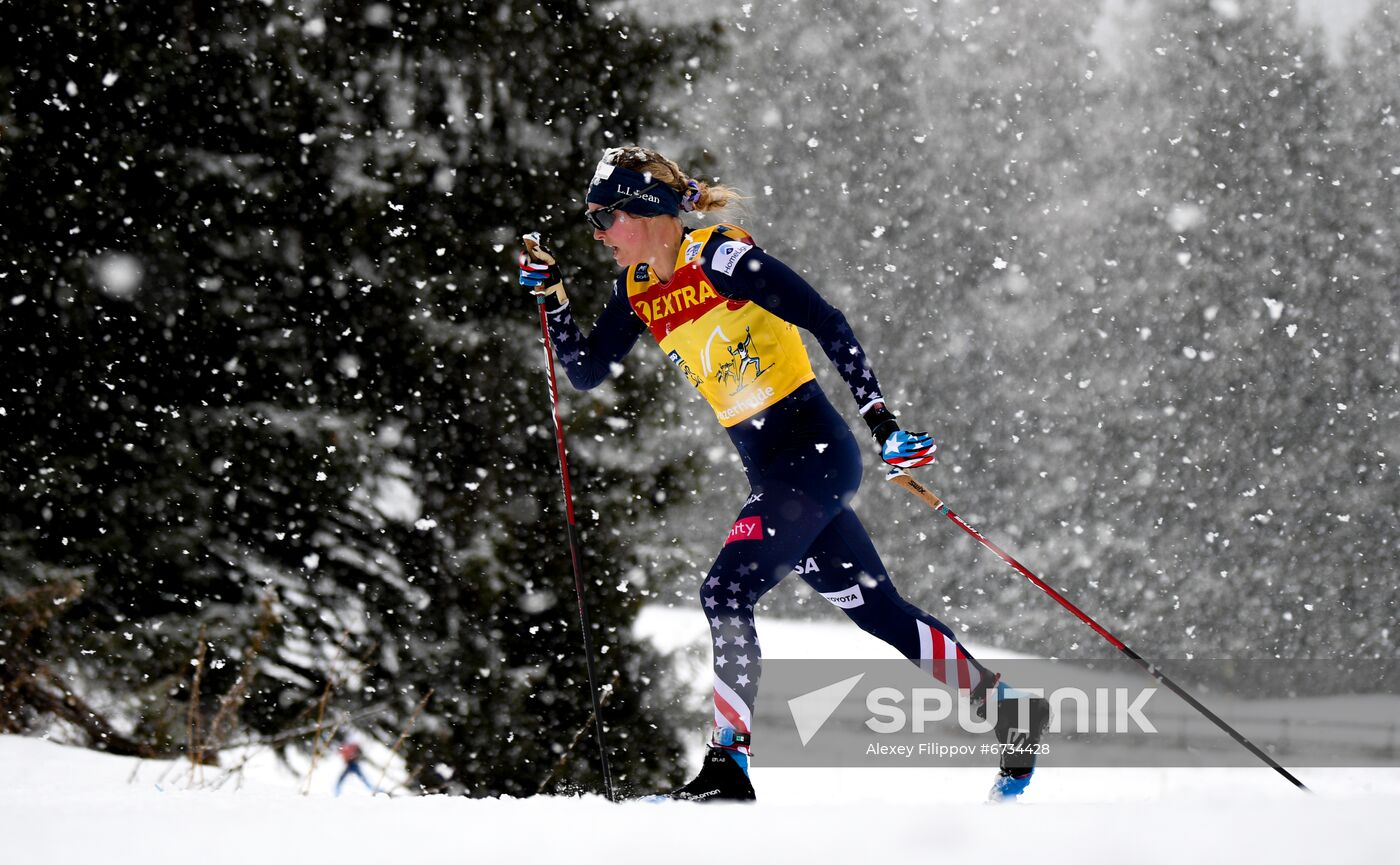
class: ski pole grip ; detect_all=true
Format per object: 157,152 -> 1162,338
885,468 -> 944,511
521,232 -> 565,306
521,232 -> 555,265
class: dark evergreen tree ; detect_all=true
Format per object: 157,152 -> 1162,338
0,0 -> 718,795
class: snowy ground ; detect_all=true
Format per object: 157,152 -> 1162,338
3,608 -> 1396,864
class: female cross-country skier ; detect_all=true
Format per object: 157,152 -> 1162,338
519,146 -> 1049,802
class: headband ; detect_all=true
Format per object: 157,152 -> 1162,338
586,162 -> 683,217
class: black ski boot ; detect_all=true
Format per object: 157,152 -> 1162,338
993,693 -> 1050,774
972,673 -> 1051,802
665,746 -> 756,802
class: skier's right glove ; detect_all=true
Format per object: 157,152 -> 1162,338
519,232 -> 568,308
864,402 -> 938,469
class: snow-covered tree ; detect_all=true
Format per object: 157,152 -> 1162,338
1076,0 -> 1399,659
0,0 -> 713,795
650,0 -> 1397,664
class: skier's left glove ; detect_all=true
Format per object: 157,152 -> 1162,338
519,232 -> 568,308
863,402 -> 938,469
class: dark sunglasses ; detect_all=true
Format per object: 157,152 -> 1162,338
585,181 -> 662,232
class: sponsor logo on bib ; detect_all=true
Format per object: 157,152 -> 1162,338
712,240 -> 752,276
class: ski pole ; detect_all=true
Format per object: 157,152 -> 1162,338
525,235 -> 616,802
886,469 -> 1309,792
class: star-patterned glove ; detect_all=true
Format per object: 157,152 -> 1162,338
881,429 -> 938,468
863,402 -> 938,469
520,232 -> 567,307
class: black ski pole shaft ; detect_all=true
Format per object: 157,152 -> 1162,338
533,294 -> 616,802
887,469 -> 1309,792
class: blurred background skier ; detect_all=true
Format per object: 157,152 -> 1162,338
333,734 -> 377,797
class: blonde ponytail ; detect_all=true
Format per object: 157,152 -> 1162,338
691,180 -> 742,214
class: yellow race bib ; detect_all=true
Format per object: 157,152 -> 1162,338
626,225 -> 815,426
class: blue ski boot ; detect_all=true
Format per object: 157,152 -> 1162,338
989,771 -> 1033,802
